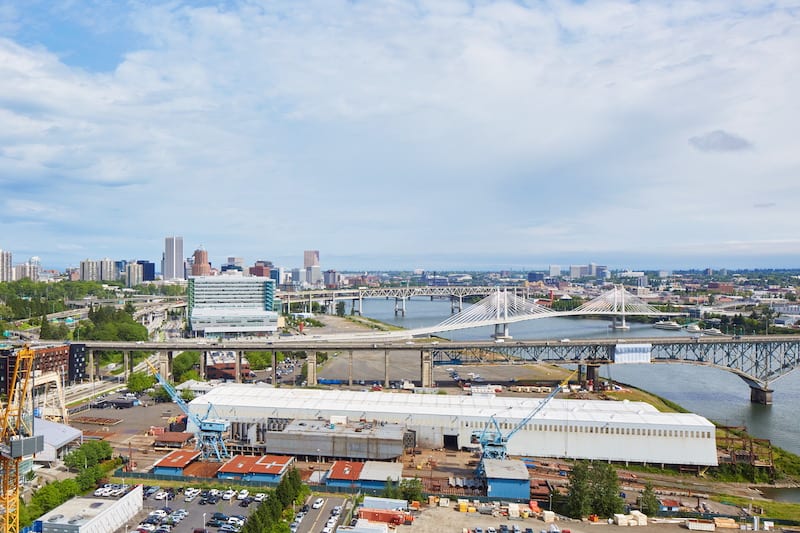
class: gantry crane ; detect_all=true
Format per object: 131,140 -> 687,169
144,360 -> 230,461
1,345 -> 44,533
471,371 -> 576,475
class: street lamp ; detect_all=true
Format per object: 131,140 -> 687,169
317,448 -> 321,463
203,512 -> 206,530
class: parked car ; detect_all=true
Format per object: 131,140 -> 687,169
312,498 -> 325,509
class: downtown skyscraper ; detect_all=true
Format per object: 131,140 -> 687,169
163,236 -> 184,280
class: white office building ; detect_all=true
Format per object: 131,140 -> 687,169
188,275 -> 279,337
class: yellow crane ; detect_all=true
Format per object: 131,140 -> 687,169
0,345 -> 41,533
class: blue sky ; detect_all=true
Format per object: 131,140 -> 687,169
1,1 -> 799,272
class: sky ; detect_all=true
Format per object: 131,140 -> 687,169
1,1 -> 799,272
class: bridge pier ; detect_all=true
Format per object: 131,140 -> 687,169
394,297 -> 406,316
348,350 -> 353,386
307,356 -> 318,386
167,350 -> 174,381
750,387 -> 773,405
493,323 -> 512,340
201,350 -> 207,380
420,350 -> 433,388
451,295 -> 463,314
384,350 -> 390,387
88,349 -> 95,383
271,351 -> 277,385
236,350 -> 242,383
585,364 -> 601,390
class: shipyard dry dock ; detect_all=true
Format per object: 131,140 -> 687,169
189,385 -> 718,466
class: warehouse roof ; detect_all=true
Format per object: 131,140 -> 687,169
34,416 -> 82,450
218,455 -> 293,475
360,461 -> 402,482
153,450 -> 201,469
191,384 -> 713,429
328,461 -> 365,481
482,459 -> 530,480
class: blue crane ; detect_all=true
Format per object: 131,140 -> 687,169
145,360 -> 231,461
471,371 -> 576,472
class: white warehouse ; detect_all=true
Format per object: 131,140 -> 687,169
190,385 -> 718,466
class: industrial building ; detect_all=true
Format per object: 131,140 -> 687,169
35,485 -> 143,533
217,454 -> 294,482
227,417 -> 409,460
190,385 -> 718,466
483,459 -> 530,500
152,450 -> 201,476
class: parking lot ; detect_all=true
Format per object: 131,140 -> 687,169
292,496 -> 348,533
120,484 -> 269,533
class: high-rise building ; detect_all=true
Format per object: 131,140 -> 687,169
0,249 -> 11,282
303,250 -> 320,269
99,258 -> 117,281
307,265 -> 322,286
79,259 -> 99,281
125,262 -> 144,288
137,260 -> 156,281
192,247 -> 211,276
163,236 -> 184,280
548,265 -> 561,277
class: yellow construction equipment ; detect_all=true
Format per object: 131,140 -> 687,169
1,345 -> 43,533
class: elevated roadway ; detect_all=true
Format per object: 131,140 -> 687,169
72,334 -> 800,404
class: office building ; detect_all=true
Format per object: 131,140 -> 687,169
250,260 -> 272,277
192,247 -> 211,276
14,261 -> 39,281
548,265 -> 561,277
126,262 -> 143,287
304,250 -> 320,269
163,235 -> 184,280
99,257 -> 117,281
188,276 -> 279,337
0,249 -> 12,282
79,259 -> 99,281
307,265 -> 322,286
137,260 -> 156,281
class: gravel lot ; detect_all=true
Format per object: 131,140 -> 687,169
410,506 -> 688,533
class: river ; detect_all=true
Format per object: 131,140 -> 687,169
355,297 -> 800,458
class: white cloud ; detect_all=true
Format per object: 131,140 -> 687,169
0,0 -> 798,268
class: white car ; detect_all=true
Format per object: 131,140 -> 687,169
153,491 -> 167,500
222,489 -> 236,500
137,524 -> 156,532
312,497 -> 325,509
237,489 -> 249,500
253,492 -> 267,502
149,510 -> 167,519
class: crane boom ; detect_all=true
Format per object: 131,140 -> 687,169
144,360 -> 230,461
1,345 -> 43,533
472,370 -> 577,466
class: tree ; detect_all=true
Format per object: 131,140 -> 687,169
589,462 -> 623,517
564,461 -> 623,519
565,461 -> 592,518
400,477 -> 424,502
336,301 -> 346,316
127,371 -> 156,393
640,482 -> 660,516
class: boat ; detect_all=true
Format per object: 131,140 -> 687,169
653,320 -> 681,330
702,327 -> 726,336
686,323 -> 701,333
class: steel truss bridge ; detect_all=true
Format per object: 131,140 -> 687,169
427,335 -> 800,404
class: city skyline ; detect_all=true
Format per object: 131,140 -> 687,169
1,2 -> 799,270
